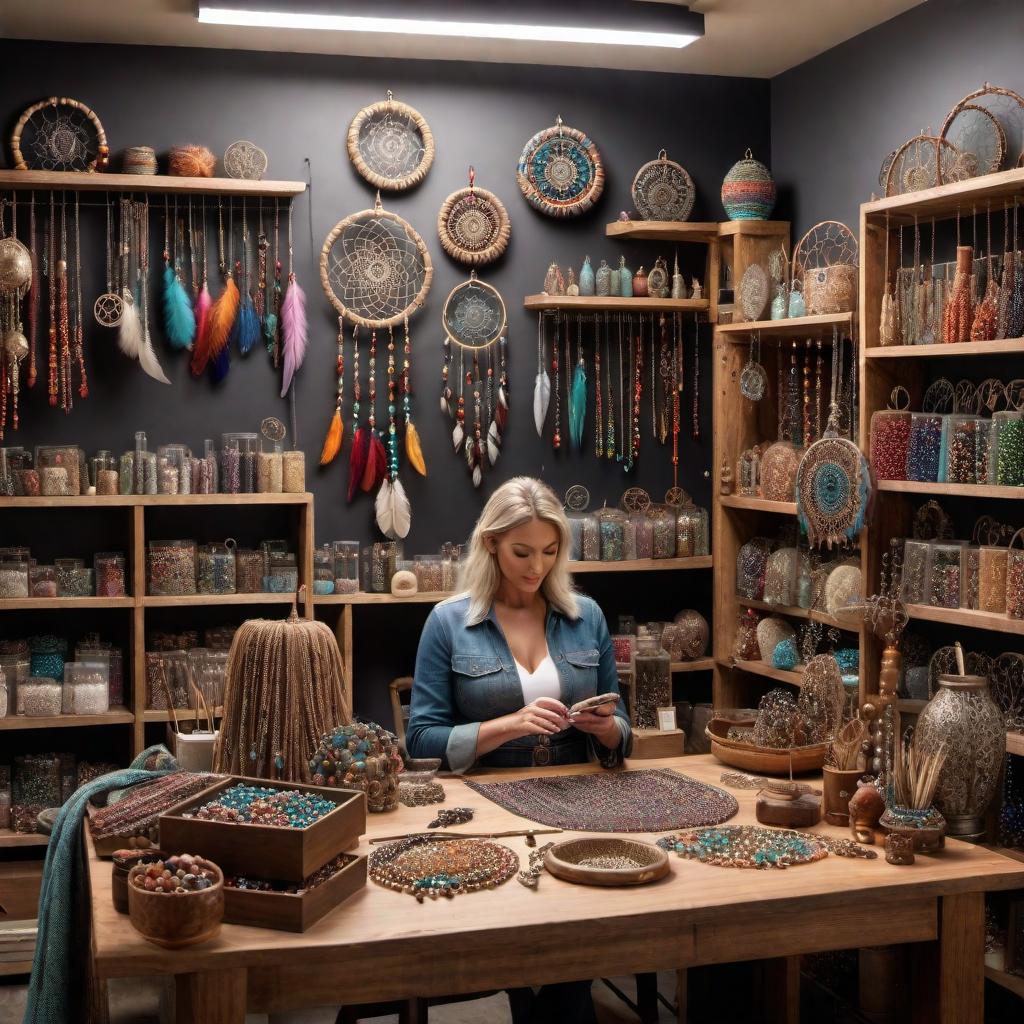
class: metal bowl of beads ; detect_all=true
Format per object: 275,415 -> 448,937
706,716 -> 827,775
543,838 -> 670,886
127,853 -> 224,949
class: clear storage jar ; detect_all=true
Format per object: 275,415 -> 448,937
27,565 -> 56,599
0,653 -> 28,717
235,548 -> 264,593
332,541 -> 360,595
34,445 -> 81,495
62,662 -> 110,715
960,545 -> 981,610
945,416 -> 991,485
197,542 -> 236,595
94,552 -> 127,597
906,413 -> 947,483
118,452 -> 135,495
313,546 -> 335,595
979,546 -> 1009,614
256,443 -> 283,494
282,450 -> 305,493
76,638 -> 123,707
362,542 -> 402,593
156,444 -> 192,495
738,447 -> 760,496
414,556 -> 445,593
900,540 -> 931,606
675,505 -> 709,557
649,505 -> 677,559
597,508 -> 627,561
147,540 -> 197,596
869,409 -> 911,481
0,561 -> 29,599
264,553 -> 298,593
20,678 -> 62,717
222,432 -> 258,493
56,561 -> 93,598
89,450 -> 115,490
633,635 -> 671,730
991,411 -> 1024,487
928,542 -> 965,609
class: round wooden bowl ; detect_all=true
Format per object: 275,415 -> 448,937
543,838 -> 670,887
127,856 -> 224,948
705,717 -> 827,775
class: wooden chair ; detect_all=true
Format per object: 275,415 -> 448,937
389,675 -> 414,746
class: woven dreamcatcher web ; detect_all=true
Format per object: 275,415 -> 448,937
347,93 -> 434,191
516,116 -> 605,218
443,275 -> 507,351
631,150 -> 695,222
320,195 -> 433,329
792,221 -> 858,316
12,96 -> 107,171
437,170 -> 511,266
940,104 -> 1006,177
942,83 -> 1024,169
885,135 -> 971,197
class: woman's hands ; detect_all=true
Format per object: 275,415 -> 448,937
569,701 -> 621,747
509,697 -> 571,738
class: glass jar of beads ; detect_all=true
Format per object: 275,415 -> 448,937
264,553 -> 298,594
900,540 -> 931,606
960,544 -> 980,610
76,638 -> 123,707
62,661 -> 110,715
362,542 -> 402,593
633,634 -> 671,729
736,537 -> 771,600
94,552 -> 127,598
907,413 -> 947,483
222,433 -> 258,493
313,546 -> 335,596
567,512 -> 598,561
56,560 -> 94,598
3,447 -> 32,495
0,561 -> 29,599
156,444 -> 192,495
414,555 -> 444,593
118,452 -> 135,495
991,412 -> 1024,487
234,548 -> 264,593
628,513 -> 653,560
621,515 -> 637,560
737,447 -> 760,496
0,449 -> 15,496
0,653 -> 28,717
197,541 -> 236,595
89,450 -> 115,490
35,445 -> 81,495
282,450 -> 305,493
597,508 -> 627,561
979,545 -> 1009,614
945,416 -> 991,485
0,668 -> 6,719
648,505 -> 676,559
927,542 -> 965,609
869,408 -> 911,481
20,678 -> 62,717
1007,531 -> 1024,620
675,505 -> 709,557
191,439 -> 218,495
147,540 -> 197,596
332,541 -> 360,595
256,442 -> 284,494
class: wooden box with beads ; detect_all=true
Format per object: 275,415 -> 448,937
158,775 -> 366,884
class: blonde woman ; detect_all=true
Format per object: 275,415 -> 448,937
407,476 -> 631,773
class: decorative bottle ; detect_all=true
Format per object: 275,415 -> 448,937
632,266 -> 649,298
565,267 -> 579,297
595,259 -> 612,297
617,256 -> 631,297
579,255 -> 595,297
671,254 -> 686,299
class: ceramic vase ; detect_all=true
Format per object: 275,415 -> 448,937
617,257 -> 631,297
579,256 -> 595,297
788,283 -> 806,318
632,266 -> 649,298
595,259 -> 612,297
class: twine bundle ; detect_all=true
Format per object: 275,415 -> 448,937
168,144 -> 217,178
215,609 -> 351,782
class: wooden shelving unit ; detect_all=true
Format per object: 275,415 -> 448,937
718,495 -> 797,515
726,659 -> 804,688
1007,732 -> 1024,758
864,337 -> 1024,358
0,830 -> 49,849
0,707 -> 133,731
605,220 -> 720,244
986,966 -> 1024,1000
717,311 -> 853,340
523,295 -> 709,314
877,480 -> 1024,501
0,169 -> 306,198
738,597 -> 862,633
905,604 -> 1024,636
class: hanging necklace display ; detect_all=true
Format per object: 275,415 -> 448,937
58,194 -> 71,410
691,314 -> 700,440
606,314 -> 616,459
570,315 -> 587,450
802,340 -> 813,445
279,200 -> 307,396
94,199 -> 123,327
785,340 -> 802,446
348,91 -> 434,192
534,312 -> 551,436
972,205 -> 999,340
595,316 -> 604,457
738,262 -> 769,321
796,328 -> 871,549
630,318 -> 643,469
162,197 -> 196,351
265,199 -> 283,365
631,149 -> 695,222
516,115 -> 604,218
879,211 -> 898,346
223,140 -> 268,180
552,314 -> 562,450
191,200 -> 239,379
26,194 -> 38,390
11,96 -> 108,171
72,192 -> 87,400
0,198 -> 32,437
437,166 -> 511,266
739,331 -> 766,401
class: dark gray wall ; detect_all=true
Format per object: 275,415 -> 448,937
771,0 -> 1024,237
0,39 -> 767,721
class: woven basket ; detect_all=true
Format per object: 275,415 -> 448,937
804,264 -> 857,315
721,149 -> 775,221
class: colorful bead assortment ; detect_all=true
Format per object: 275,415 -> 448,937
658,825 -> 876,869
225,853 -> 357,894
130,853 -> 218,892
721,151 -> 776,221
184,784 -> 336,828
907,413 -> 945,483
868,410 -> 911,481
428,806 -> 474,829
310,722 -> 403,813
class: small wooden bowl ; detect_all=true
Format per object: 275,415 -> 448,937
543,838 -> 669,887
127,856 -> 224,948
705,717 -> 827,775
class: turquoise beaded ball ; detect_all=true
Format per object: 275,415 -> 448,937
309,721 -> 403,812
721,150 -> 776,221
771,637 -> 800,671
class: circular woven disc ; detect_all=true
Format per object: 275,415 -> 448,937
564,484 -> 591,512
516,122 -> 604,218
223,140 -> 268,180
347,98 -> 434,192
940,103 -> 1006,177
739,264 -> 769,321
437,186 -> 511,266
631,154 -> 695,222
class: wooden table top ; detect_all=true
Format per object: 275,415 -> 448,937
89,755 -> 1024,980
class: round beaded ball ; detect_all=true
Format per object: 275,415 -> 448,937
721,149 -> 776,221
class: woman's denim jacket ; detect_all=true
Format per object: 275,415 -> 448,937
406,593 -> 632,774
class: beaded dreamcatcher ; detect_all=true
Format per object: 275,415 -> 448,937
440,273 -> 508,487
885,135 -> 971,196
11,96 -> 108,171
320,196 -> 433,538
792,221 -> 858,316
796,330 -> 871,549
223,140 -> 268,180
631,150 -> 695,222
516,116 -> 604,218
941,83 -> 1024,169
437,167 -> 511,266
347,92 -> 434,192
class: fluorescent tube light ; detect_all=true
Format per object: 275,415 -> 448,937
196,7 -> 701,48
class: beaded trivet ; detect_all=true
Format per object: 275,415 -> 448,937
464,769 -> 738,833
398,781 -> 445,807
658,825 -> 877,869
369,835 -> 519,901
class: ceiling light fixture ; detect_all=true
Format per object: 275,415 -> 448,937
196,2 -> 704,49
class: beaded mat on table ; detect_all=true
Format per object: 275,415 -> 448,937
464,768 -> 738,833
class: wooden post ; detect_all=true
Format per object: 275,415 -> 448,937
174,968 -> 247,1024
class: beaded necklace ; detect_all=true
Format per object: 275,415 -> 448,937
658,825 -> 877,869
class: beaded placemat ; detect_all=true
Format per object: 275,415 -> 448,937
464,769 -> 738,833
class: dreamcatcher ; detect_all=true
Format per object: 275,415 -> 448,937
941,83 -> 1024,169
0,201 -> 32,438
347,92 -> 434,192
223,140 -> 268,180
739,332 -> 766,401
516,116 -> 604,218
440,272 -> 508,487
792,221 -> 858,316
885,135 -> 971,197
320,196 -> 432,537
11,96 -> 108,172
940,105 -> 1005,178
796,329 -> 872,549
631,150 -> 695,222
437,167 -> 511,266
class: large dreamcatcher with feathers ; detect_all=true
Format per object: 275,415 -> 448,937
11,96 -> 108,172
440,272 -> 508,488
319,194 -> 433,539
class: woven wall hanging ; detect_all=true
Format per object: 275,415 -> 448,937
941,82 -> 1024,169
885,135 -> 971,197
12,96 -> 108,171
347,92 -> 434,192
437,167 -> 511,266
631,149 -> 695,222
738,263 -> 769,321
516,116 -> 604,218
792,221 -> 859,316
223,140 -> 268,180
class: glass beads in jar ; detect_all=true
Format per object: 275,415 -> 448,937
282,450 -> 305,493
633,634 -> 671,729
737,447 -> 760,497
630,513 -> 654,560
313,546 -> 335,595
332,541 -> 360,595
569,512 -> 599,561
991,412 -> 1024,486
597,508 -> 627,561
223,432 -> 258,493
0,561 -> 29,598
675,505 -> 709,557
960,545 -> 980,610
414,556 -> 444,593
197,542 -> 236,595
62,662 -> 110,715
157,444 -> 192,495
94,553 -> 126,597
649,505 -> 676,559
76,638 -> 123,706
147,540 -> 197,596
0,653 -> 28,717
907,413 -> 947,483
89,450 -> 115,491
20,678 -> 62,717
34,445 -> 81,495
256,444 -> 283,493
900,540 -> 931,606
945,416 -> 991,485
264,553 -> 298,593
56,562 -> 93,598
0,668 -> 6,719
869,408 -> 911,481
979,545 -> 1009,614
736,537 -> 771,600
1008,532 -> 1024,619
928,542 -> 964,609
234,548 -> 263,593
118,452 -> 135,495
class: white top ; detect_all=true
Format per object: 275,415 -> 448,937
514,654 -> 561,704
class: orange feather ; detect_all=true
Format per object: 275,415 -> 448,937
319,408 -> 344,465
405,419 -> 427,476
205,278 -> 240,363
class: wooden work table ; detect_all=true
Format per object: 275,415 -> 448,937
87,755 -> 1024,1023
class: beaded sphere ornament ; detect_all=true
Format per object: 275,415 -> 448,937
721,149 -> 776,221
516,117 -> 604,219
310,721 -> 403,812
752,687 -> 799,748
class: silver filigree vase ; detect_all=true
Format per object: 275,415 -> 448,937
916,674 -> 1005,839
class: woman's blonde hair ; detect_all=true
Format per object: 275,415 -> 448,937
457,476 -> 578,625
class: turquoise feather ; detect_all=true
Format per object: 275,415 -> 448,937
162,265 -> 196,351
570,361 -> 587,450
262,311 -> 278,352
235,294 -> 260,356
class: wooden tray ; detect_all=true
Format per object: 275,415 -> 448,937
544,838 -> 669,887
159,776 -> 366,883
705,718 -> 827,775
222,853 -> 366,932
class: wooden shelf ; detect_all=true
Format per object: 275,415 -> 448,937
986,844 -> 1024,866
716,311 -> 854,339
523,295 -> 709,313
728,659 -> 804,687
1007,732 -> 1024,758
605,220 -> 719,243
0,597 -> 134,611
905,603 -> 1024,635
0,169 -> 306,197
569,556 -> 712,573
143,593 -> 298,607
985,965 -> 1024,1000
671,658 -> 714,673
738,596 -> 861,632
719,494 -> 797,515
718,220 -> 790,238
142,707 -> 223,723
877,480 -> 1024,500
0,707 -> 134,730
863,166 -> 1024,224
315,591 -> 451,606
0,829 -> 49,848
865,338 -> 1024,358
0,492 -> 312,508
0,961 -> 33,978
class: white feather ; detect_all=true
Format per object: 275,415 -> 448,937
487,420 -> 501,466
375,477 -> 411,539
375,479 -> 394,538
440,392 -> 451,416
138,325 -> 171,385
117,292 -> 143,359
452,420 -> 464,452
533,370 -> 551,437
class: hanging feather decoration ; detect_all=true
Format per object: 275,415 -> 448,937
118,292 -> 143,362
466,431 -> 482,489
193,275 -> 239,377
488,336 -> 509,466
405,419 -> 427,476
210,345 -> 231,385
162,264 -> 196,350
319,409 -> 343,465
375,477 -> 412,540
361,431 -> 388,492
570,359 -> 587,450
452,417 -> 464,452
347,426 -> 369,503
194,282 -> 212,358
534,313 -> 550,436
235,289 -> 260,356
138,324 -> 172,385
280,274 -> 307,397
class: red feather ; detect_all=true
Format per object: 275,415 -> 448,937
347,427 -> 369,503
361,432 -> 388,492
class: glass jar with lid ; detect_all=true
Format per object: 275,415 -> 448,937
633,633 -> 671,729
313,545 -> 335,595
675,504 -> 709,557
147,540 -> 197,596
197,541 -> 237,595
596,508 -> 627,561
332,541 -> 360,594
648,505 -> 676,559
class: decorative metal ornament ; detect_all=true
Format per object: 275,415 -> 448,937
223,140 -> 268,180
11,96 -> 108,172
739,264 -> 769,321
940,104 -> 1006,177
878,150 -> 898,192
647,258 -> 670,299
437,168 -> 511,266
792,221 -> 859,316
347,92 -> 434,192
516,116 -> 605,219
260,416 -> 287,443
665,486 -> 691,509
885,135 -> 972,196
93,291 -> 123,328
621,487 -> 652,514
739,332 -> 767,402
564,484 -> 591,513
320,194 -> 433,328
0,238 -> 33,296
631,149 -> 695,222
941,82 -> 1024,168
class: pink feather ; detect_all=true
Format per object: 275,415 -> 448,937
280,273 -> 307,398
194,283 -> 212,357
